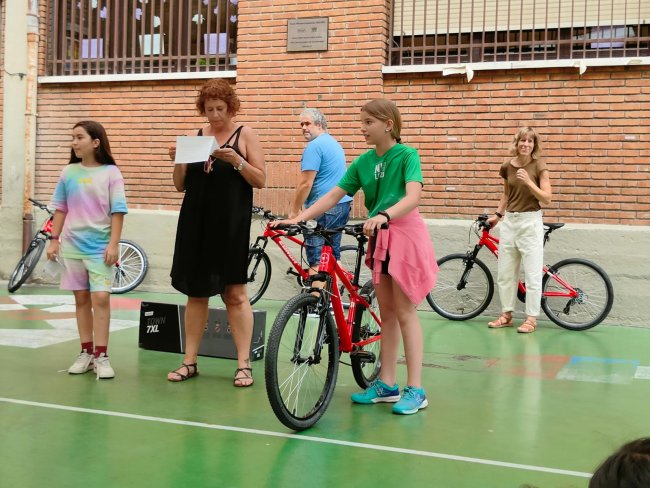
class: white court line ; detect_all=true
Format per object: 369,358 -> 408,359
0,397 -> 591,479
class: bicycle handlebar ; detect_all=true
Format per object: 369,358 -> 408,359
252,206 -> 280,221
29,198 -> 54,216
274,221 -> 386,239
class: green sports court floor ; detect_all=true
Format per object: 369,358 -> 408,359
1,286 -> 648,488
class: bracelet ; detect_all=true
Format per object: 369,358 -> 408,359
377,211 -> 391,222
234,158 -> 246,171
495,212 -> 503,219
49,235 -> 60,241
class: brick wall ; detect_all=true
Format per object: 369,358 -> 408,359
30,0 -> 650,225
35,81 -> 207,208
384,67 -> 650,224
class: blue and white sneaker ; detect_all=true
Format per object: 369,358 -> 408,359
351,379 -> 401,404
392,386 -> 428,415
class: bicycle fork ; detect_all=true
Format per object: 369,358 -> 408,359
458,245 -> 483,290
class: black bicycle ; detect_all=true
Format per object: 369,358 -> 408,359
8,198 -> 148,294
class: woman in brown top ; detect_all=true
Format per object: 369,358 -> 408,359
487,127 -> 552,333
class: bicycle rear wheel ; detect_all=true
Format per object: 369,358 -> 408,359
426,253 -> 494,320
265,293 -> 339,431
542,258 -> 614,331
351,281 -> 382,389
247,247 -> 271,305
112,240 -> 148,294
8,238 -> 46,293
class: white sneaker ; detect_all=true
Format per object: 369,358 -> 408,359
93,353 -> 115,380
68,351 -> 94,374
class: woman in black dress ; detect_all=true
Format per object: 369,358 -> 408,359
168,79 -> 266,386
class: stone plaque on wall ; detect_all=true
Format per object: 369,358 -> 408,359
287,17 -> 328,52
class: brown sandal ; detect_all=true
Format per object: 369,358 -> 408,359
234,367 -> 253,387
517,318 -> 537,334
167,363 -> 199,382
488,313 -> 513,328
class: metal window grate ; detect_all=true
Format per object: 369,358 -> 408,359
389,0 -> 650,66
47,0 -> 238,76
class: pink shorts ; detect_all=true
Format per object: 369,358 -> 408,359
60,256 -> 113,293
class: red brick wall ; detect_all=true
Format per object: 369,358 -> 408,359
384,67 -> 650,224
31,1 -> 650,225
35,81 -> 207,208
236,0 -> 391,218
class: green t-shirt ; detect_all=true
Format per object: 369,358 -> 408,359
337,144 -> 423,217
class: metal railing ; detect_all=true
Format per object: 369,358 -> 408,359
47,0 -> 237,76
389,0 -> 650,66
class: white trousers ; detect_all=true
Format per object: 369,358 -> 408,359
497,210 -> 544,317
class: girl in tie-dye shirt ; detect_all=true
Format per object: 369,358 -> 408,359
46,120 -> 128,380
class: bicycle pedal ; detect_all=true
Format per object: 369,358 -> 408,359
349,350 -> 376,363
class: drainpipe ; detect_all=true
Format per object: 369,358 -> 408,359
23,0 -> 40,252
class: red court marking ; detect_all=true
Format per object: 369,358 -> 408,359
110,296 -> 142,310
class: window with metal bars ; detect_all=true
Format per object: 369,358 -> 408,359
47,0 -> 238,77
389,0 -> 649,66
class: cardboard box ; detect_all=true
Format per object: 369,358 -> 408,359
139,301 -> 265,360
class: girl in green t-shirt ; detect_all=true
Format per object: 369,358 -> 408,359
273,99 -> 437,415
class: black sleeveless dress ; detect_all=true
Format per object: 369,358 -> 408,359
170,126 -> 252,297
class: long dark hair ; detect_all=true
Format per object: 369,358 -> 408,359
69,120 -> 116,165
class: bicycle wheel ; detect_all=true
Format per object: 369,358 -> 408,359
351,281 -> 382,389
8,238 -> 46,293
541,258 -> 614,331
112,240 -> 148,294
247,247 -> 271,305
265,293 -> 339,431
426,253 -> 494,320
338,244 -> 370,307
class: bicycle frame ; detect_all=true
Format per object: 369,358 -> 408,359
471,218 -> 581,301
252,223 -> 309,282
313,243 -> 380,354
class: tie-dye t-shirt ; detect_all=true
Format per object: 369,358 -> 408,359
51,163 -> 128,258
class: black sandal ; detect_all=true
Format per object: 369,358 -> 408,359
167,363 -> 199,382
233,367 -> 253,387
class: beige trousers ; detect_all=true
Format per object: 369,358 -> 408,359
497,210 -> 544,317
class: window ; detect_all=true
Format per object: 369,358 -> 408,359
389,0 -> 650,66
47,0 -> 238,76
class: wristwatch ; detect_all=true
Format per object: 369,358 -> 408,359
495,212 -> 503,219
234,158 -> 246,171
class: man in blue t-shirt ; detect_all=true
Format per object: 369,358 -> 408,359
290,108 -> 352,275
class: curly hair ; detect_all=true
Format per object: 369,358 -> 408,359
509,126 -> 542,160
196,79 -> 240,115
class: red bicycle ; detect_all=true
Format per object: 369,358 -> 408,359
8,198 -> 148,294
265,222 -> 381,430
427,214 -> 614,331
246,206 -> 369,305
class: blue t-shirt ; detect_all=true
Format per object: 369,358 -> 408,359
301,132 -> 352,207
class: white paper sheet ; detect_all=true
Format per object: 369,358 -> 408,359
174,136 -> 219,164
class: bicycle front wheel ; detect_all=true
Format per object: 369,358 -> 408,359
426,253 -> 494,320
265,293 -> 339,431
112,240 -> 148,294
351,281 -> 382,389
8,238 -> 46,293
542,258 -> 614,331
247,247 -> 271,305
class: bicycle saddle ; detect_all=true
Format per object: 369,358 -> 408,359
544,222 -> 565,230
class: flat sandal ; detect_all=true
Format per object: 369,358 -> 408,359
517,319 -> 537,334
167,362 -> 199,382
488,313 -> 513,328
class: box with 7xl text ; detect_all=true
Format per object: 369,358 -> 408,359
138,301 -> 265,360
